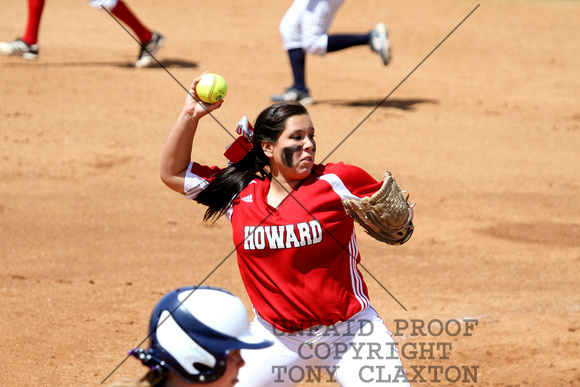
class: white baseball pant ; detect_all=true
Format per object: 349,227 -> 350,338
279,0 -> 346,55
236,306 -> 410,386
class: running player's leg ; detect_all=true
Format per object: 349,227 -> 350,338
275,0 -> 309,96
0,0 -> 44,59
272,0 -> 343,102
22,0 -> 45,46
91,0 -> 164,67
110,0 -> 151,44
300,0 -> 344,55
327,33 -> 371,52
279,0 -> 308,52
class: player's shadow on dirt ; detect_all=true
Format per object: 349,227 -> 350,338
119,58 -> 198,69
316,98 -> 438,111
3,58 -> 197,69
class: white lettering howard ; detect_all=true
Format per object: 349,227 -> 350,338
243,221 -> 323,250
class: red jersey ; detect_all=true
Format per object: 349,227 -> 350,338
185,162 -> 383,333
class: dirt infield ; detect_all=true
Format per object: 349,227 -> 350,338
1,0 -> 578,385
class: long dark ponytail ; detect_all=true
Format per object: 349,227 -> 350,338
193,102 -> 309,222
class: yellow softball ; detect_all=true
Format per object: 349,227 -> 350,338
195,73 -> 228,104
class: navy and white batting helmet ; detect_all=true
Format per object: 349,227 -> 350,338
130,286 -> 272,384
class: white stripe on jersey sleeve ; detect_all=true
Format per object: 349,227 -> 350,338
184,162 -> 210,200
184,162 -> 235,222
318,174 -> 361,200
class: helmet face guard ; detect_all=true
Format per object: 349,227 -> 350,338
130,286 -> 272,384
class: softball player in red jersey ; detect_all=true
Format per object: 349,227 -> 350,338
160,73 -> 411,386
